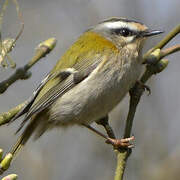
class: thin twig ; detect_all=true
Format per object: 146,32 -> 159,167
0,38 -> 57,176
0,38 -> 57,94
0,0 -> 9,67
143,24 -> 180,60
0,0 -> 8,33
12,0 -> 24,43
0,0 -> 24,68
0,38 -> 56,124
160,44 -> 180,59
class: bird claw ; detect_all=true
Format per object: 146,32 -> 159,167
106,136 -> 135,149
136,81 -> 151,95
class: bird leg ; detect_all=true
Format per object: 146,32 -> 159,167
83,117 -> 134,149
96,116 -> 116,139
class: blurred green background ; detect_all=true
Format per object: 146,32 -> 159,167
0,0 -> 180,179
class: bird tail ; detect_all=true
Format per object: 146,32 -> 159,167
10,116 -> 38,157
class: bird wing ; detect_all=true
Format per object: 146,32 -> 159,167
26,57 -> 102,119
13,31 -> 118,132
9,73 -> 52,123
14,55 -> 103,133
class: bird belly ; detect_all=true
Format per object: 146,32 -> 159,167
48,61 -> 142,127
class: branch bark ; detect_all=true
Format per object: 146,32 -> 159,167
114,23 -> 180,180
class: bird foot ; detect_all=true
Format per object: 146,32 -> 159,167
136,81 -> 151,95
106,136 -> 135,149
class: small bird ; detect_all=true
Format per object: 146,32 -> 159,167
9,17 -> 163,156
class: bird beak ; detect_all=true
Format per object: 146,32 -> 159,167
142,30 -> 164,37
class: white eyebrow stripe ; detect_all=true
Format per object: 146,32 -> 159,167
103,21 -> 138,31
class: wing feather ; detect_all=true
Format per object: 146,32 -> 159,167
15,31 -> 118,131
16,56 -> 103,133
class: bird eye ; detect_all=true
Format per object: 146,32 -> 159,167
114,28 -> 134,37
121,28 -> 131,36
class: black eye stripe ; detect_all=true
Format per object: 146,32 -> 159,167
112,28 -> 137,37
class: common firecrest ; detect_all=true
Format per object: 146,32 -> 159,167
9,17 -> 163,157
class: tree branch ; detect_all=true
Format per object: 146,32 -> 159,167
114,23 -> 180,180
160,45 -> 180,59
143,24 -> 180,60
0,38 -> 57,176
0,38 -> 57,126
0,38 -> 57,94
